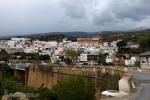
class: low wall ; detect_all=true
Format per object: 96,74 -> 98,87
26,65 -> 150,89
26,65 -> 125,89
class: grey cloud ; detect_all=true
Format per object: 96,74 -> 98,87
93,11 -> 118,26
62,4 -> 86,19
0,0 -> 150,35
93,0 -> 150,29
59,0 -> 92,19
111,0 -> 150,21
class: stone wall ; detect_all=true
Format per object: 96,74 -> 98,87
26,65 -> 124,89
27,65 -> 150,89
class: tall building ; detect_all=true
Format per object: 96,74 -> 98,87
77,33 -> 103,46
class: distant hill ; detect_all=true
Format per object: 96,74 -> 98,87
101,28 -> 150,35
0,28 -> 150,40
127,27 -> 150,32
64,32 -> 96,38
16,32 -> 97,41
0,32 -> 97,40
16,32 -> 96,38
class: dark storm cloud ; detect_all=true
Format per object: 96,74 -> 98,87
0,0 -> 150,35
93,0 -> 150,28
111,0 -> 150,21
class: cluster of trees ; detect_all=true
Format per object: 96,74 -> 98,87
13,52 -> 50,61
139,35 -> 150,51
117,40 -> 127,49
116,34 -> 150,54
117,41 -> 142,54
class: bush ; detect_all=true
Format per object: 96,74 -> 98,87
0,76 -> 25,93
134,61 -> 141,67
53,76 -> 96,100
98,74 -> 120,91
37,87 -> 58,100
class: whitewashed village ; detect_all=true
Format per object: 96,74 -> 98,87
1,0 -> 150,100
0,34 -> 148,68
0,32 -> 150,99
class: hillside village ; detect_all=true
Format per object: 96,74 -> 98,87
0,32 -> 149,68
1,0 -> 150,99
0,32 -> 150,100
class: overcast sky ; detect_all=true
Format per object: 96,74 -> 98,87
0,0 -> 150,36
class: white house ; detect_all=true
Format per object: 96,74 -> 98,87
11,38 -> 30,41
139,51 -> 150,68
125,57 -> 137,66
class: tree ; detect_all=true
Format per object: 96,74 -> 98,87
65,49 -> 79,58
0,63 -> 13,79
117,40 -> 127,53
65,49 -> 79,64
0,49 -> 9,62
117,40 -> 127,48
98,53 -> 107,65
139,36 -> 150,50
64,57 -> 72,65
53,76 -> 96,100
134,61 -> 141,67
39,55 -> 50,60
13,52 -> 40,60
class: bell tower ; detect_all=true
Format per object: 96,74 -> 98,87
96,32 -> 103,44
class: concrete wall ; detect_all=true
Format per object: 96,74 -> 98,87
26,65 -> 124,89
26,65 -> 150,89
27,68 -> 61,89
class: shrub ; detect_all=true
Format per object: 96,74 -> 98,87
53,76 -> 96,100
